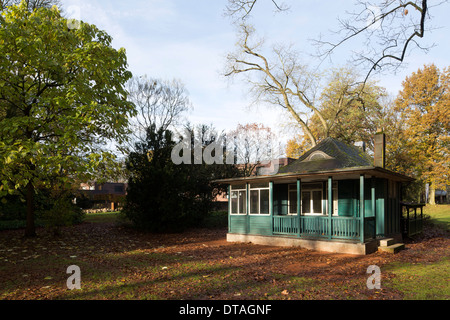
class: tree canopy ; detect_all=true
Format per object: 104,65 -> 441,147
0,2 -> 135,236
285,68 -> 387,157
123,123 -> 239,233
125,76 -> 192,152
390,64 -> 450,203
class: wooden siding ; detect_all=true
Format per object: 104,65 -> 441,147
248,216 -> 272,236
229,215 -> 272,236
338,180 -> 357,217
229,215 -> 246,234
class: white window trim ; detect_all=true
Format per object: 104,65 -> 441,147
302,151 -> 334,162
288,183 -> 334,216
249,186 -> 270,215
302,188 -> 324,215
230,188 -> 247,215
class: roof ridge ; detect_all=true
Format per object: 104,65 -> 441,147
278,137 -> 372,174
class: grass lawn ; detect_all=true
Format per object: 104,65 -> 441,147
379,204 -> 450,300
83,211 -> 122,224
0,209 -> 448,301
383,258 -> 449,299
423,204 -> 450,229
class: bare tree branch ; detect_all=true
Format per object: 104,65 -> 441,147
126,76 -> 192,151
225,0 -> 288,21
228,123 -> 282,176
312,0 -> 443,84
225,24 -> 327,146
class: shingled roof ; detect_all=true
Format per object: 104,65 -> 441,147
277,137 -> 373,174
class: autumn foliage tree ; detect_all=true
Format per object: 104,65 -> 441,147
392,64 -> 450,204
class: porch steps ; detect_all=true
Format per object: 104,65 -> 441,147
378,238 -> 405,254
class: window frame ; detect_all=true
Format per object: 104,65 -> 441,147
301,183 -> 324,216
287,184 -> 298,215
249,183 -> 270,215
230,186 -> 247,215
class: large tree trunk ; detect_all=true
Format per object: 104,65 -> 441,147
429,182 -> 436,205
25,182 -> 36,237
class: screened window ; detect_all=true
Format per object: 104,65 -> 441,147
249,183 -> 269,214
301,183 -> 323,215
250,190 -> 259,213
312,191 -> 322,213
302,191 -> 311,214
230,186 -> 246,214
260,189 -> 269,214
288,184 -> 298,214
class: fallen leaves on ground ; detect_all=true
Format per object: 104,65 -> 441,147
0,220 -> 448,300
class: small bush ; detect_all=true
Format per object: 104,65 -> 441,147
0,195 -> 27,221
200,211 -> 228,228
41,197 -> 85,235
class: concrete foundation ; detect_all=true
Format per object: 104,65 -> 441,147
227,233 -> 378,255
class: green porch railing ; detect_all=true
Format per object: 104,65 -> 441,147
272,215 -> 298,235
332,216 -> 361,239
300,216 -> 329,238
273,215 -> 364,240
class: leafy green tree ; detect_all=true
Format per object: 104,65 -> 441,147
0,3 -> 135,236
123,125 -> 195,232
123,123 -> 239,232
0,0 -> 60,11
181,122 -> 241,194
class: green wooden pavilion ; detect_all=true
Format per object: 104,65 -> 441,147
216,134 -> 414,255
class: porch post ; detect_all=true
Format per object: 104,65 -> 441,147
297,178 -> 301,238
269,181 -> 274,235
328,176 -> 333,240
228,184 -> 231,233
371,177 -> 376,238
360,174 -> 365,243
246,182 -> 249,234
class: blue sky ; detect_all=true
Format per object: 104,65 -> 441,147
61,0 -> 449,141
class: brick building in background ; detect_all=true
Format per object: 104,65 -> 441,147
78,182 -> 127,211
